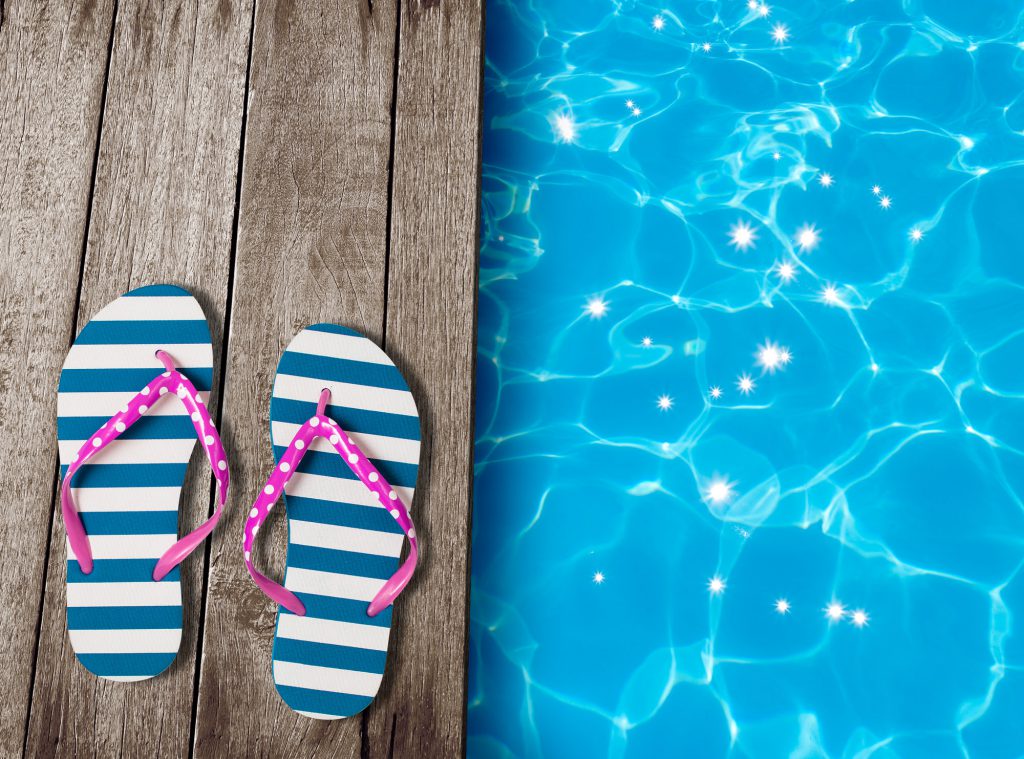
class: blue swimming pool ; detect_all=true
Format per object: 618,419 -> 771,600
468,1 -> 1024,756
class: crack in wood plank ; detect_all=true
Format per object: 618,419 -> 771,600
0,0 -> 116,751
20,0 -> 253,751
365,0 -> 481,756
192,2 -> 397,751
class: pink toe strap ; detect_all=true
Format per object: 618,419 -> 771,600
244,391 -> 418,618
61,350 -> 230,579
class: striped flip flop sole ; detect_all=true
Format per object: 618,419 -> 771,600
269,324 -> 420,719
57,284 -> 214,680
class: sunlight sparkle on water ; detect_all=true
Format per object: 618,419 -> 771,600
737,373 -> 756,395
879,195 -> 892,210
821,284 -> 843,306
657,394 -> 674,411
706,478 -> 735,505
593,571 -> 606,585
774,598 -> 791,615
818,172 -> 834,188
756,340 -> 792,373
709,385 -> 723,400
774,260 -> 797,283
641,336 -> 652,347
553,113 -> 576,143
825,601 -> 846,622
796,224 -> 821,252
652,14 -> 665,31
910,227 -> 923,242
585,296 -> 608,318
772,23 -> 790,44
708,576 -> 727,595
729,220 -> 758,251
851,609 -> 870,628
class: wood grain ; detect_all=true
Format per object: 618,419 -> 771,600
365,1 -> 481,755
4,0 -> 481,753
23,0 -> 252,754
191,0 -> 399,755
0,0 -> 113,753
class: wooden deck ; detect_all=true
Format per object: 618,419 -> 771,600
0,0 -> 480,755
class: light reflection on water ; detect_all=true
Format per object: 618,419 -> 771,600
469,1 -> 1024,756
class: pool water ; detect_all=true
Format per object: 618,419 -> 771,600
468,1 -> 1024,756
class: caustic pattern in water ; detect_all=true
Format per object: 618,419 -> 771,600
469,0 -> 1024,757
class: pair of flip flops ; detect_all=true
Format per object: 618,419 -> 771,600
57,285 -> 420,719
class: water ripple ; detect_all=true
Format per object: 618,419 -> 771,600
470,1 -> 1024,756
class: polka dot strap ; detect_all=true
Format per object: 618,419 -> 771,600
244,391 -> 418,618
60,351 -> 230,580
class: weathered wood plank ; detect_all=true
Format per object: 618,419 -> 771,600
0,0 -> 114,753
191,1 -> 398,754
23,0 -> 252,754
365,1 -> 482,755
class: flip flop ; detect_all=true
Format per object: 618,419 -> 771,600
57,284 -> 229,681
244,324 -> 421,719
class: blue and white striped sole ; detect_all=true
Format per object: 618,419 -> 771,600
57,284 -> 214,681
269,324 -> 420,719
